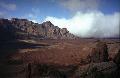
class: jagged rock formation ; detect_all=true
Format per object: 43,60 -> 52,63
89,41 -> 109,63
0,18 -> 78,41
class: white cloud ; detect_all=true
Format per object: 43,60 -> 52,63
28,13 -> 36,18
0,2 -> 16,11
30,19 -> 37,23
0,11 -> 7,18
22,8 -> 41,23
0,12 -> 4,17
59,0 -> 99,11
31,8 -> 40,14
22,13 -> 38,23
27,8 -> 40,19
44,11 -> 120,38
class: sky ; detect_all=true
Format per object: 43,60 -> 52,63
0,0 -> 120,38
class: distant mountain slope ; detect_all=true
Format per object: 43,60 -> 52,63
0,18 -> 78,41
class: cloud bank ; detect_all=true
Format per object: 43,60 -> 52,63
44,11 -> 120,38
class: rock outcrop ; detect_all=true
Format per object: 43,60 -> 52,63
113,49 -> 120,66
74,61 -> 117,78
89,41 -> 109,63
0,18 -> 78,41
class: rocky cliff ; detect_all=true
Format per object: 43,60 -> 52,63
0,18 -> 78,40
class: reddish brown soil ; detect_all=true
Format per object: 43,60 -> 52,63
9,39 -> 120,66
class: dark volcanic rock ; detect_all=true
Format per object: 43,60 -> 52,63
0,18 -> 78,41
90,41 -> 109,63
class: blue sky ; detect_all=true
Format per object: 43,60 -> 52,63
0,0 -> 119,21
99,0 -> 120,14
0,0 -> 120,37
0,0 -> 71,21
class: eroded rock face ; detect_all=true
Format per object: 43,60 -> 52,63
0,18 -> 78,40
90,41 -> 109,63
113,49 -> 120,65
74,61 -> 117,78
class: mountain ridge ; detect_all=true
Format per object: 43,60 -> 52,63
0,18 -> 79,41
